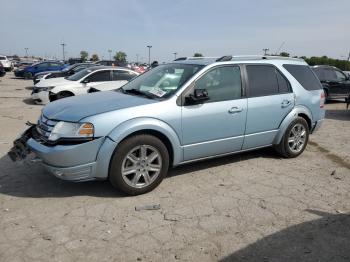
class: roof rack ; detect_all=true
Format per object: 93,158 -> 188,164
174,57 -> 218,61
229,55 -> 304,62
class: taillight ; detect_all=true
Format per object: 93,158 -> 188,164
320,91 -> 325,108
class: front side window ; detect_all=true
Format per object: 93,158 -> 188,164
86,70 -> 111,82
119,63 -> 204,99
246,65 -> 279,97
335,70 -> 346,81
192,66 -> 242,102
49,62 -> 62,67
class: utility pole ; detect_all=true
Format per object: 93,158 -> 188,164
147,45 -> 152,66
263,48 -> 269,56
136,54 -> 139,64
24,48 -> 29,57
108,49 -> 112,60
61,42 -> 66,61
348,51 -> 350,61
173,52 -> 177,60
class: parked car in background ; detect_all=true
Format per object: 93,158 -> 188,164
31,66 -> 138,104
14,60 -> 34,69
33,63 -> 96,84
312,65 -> 350,101
9,56 -> 325,195
68,58 -> 84,65
0,64 -> 5,77
94,60 -> 129,67
0,55 -> 13,71
14,61 -> 68,79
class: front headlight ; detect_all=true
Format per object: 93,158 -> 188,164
41,86 -> 55,91
49,122 -> 94,141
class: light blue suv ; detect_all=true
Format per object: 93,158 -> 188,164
9,56 -> 325,195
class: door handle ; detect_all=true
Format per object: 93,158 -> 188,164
281,100 -> 291,108
228,107 -> 243,114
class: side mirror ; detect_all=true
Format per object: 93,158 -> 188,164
185,89 -> 209,105
81,79 -> 90,84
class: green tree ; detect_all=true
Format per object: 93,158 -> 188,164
80,51 -> 89,62
114,51 -> 127,62
279,52 -> 290,57
193,53 -> 203,57
91,54 -> 99,61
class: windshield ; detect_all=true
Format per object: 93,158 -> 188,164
66,68 -> 94,81
0,57 -> 5,60
119,63 -> 203,99
62,64 -> 75,72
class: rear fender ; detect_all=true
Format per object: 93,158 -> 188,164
273,106 -> 312,145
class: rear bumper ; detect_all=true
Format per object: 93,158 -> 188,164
311,119 -> 324,133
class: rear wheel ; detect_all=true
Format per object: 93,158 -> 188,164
275,117 -> 309,158
109,134 -> 169,195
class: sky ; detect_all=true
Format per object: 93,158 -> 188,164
1,0 -> 349,63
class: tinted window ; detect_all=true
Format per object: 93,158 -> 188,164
36,62 -> 49,68
247,65 -> 279,97
194,66 -> 241,102
312,68 -> 326,81
112,70 -> 135,81
50,62 -> 62,67
335,70 -> 346,81
276,70 -> 290,93
86,70 -> 111,82
283,64 -> 322,90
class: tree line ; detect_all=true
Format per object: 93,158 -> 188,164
80,51 -> 127,62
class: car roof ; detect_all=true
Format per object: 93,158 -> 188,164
312,65 -> 341,70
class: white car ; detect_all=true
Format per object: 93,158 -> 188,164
31,66 -> 138,104
0,55 -> 13,71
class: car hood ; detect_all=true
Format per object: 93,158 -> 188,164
36,77 -> 70,87
43,91 -> 158,122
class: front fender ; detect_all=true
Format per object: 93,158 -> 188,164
273,106 -> 312,145
107,117 -> 183,165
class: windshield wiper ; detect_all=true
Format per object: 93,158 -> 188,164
121,88 -> 158,99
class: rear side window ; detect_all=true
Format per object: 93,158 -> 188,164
283,64 -> 322,90
246,65 -> 279,97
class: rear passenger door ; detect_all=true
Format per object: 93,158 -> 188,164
243,64 -> 294,149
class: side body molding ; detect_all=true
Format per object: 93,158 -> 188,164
273,105 -> 313,145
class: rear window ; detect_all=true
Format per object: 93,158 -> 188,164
283,64 -> 322,91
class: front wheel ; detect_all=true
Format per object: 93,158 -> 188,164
275,117 -> 309,158
109,134 -> 169,195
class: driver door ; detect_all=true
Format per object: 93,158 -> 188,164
181,65 -> 247,161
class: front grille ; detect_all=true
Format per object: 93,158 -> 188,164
35,114 -> 58,141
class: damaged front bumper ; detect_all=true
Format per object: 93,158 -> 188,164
8,124 -> 106,181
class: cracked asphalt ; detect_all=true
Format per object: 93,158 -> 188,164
0,73 -> 349,262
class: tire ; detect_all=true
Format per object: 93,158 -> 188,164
56,91 -> 74,100
275,117 -> 309,158
109,134 -> 169,195
24,72 -> 33,79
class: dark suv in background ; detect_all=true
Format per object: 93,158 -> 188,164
312,65 -> 350,101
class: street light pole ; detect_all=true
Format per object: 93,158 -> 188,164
61,42 -> 66,61
147,45 -> 152,66
173,52 -> 177,60
262,48 -> 269,56
136,54 -> 139,64
24,48 -> 29,57
108,49 -> 112,61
